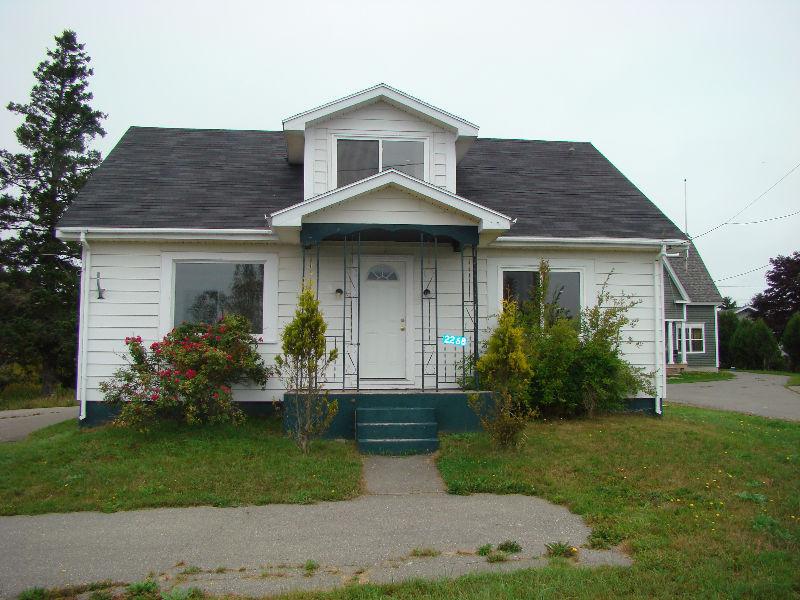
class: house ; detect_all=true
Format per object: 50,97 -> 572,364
58,84 -> 702,451
735,305 -> 758,320
662,242 -> 723,374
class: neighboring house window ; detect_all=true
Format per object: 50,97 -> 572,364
336,138 -> 424,186
502,270 -> 581,319
674,323 -> 705,354
174,262 -> 265,334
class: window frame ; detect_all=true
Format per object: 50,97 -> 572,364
679,322 -> 705,354
159,252 -> 279,343
497,266 -> 586,320
332,134 -> 429,188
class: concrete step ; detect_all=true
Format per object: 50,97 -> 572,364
356,407 -> 436,424
357,438 -> 440,455
357,422 -> 437,440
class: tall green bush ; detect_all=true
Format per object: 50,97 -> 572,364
274,285 -> 339,453
717,309 -> 739,369
470,300 -> 534,448
731,318 -> 782,370
781,313 -> 800,371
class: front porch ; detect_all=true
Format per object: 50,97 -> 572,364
284,390 -> 492,454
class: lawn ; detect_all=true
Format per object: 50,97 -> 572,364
268,406 -> 796,599
666,370 -> 735,384
0,417 -> 362,515
0,383 -> 75,411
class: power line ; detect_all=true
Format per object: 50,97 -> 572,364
692,160 -> 800,239
728,209 -> 800,225
714,264 -> 770,283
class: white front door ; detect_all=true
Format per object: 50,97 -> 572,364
360,259 -> 407,380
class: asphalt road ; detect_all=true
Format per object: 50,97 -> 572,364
0,406 -> 78,442
667,371 -> 800,421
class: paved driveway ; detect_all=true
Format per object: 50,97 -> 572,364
0,456 -> 628,598
0,406 -> 78,442
667,371 -> 800,421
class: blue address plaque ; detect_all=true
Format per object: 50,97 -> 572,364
441,334 -> 468,346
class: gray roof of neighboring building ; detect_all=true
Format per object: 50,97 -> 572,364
666,241 -> 723,304
60,127 -> 687,241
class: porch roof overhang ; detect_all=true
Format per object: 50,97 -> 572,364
269,169 -> 512,244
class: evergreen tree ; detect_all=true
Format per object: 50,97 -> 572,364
717,309 -> 739,369
781,312 -> 800,371
0,30 -> 106,394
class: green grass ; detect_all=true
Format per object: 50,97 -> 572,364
0,383 -> 75,411
787,373 -> 800,387
0,417 -> 362,515
666,371 -> 735,384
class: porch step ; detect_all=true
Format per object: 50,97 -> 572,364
356,407 -> 439,455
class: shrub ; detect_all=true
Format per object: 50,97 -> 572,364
100,314 -> 271,428
523,264 -> 653,418
731,318 -> 782,370
476,543 -> 493,556
275,285 -> 338,453
470,300 -> 534,448
781,312 -> 800,371
717,309 -> 739,368
0,362 -> 38,390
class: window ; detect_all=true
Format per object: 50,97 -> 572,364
174,262 -> 265,333
336,138 -> 425,186
367,264 -> 398,281
675,323 -> 705,354
502,270 -> 581,319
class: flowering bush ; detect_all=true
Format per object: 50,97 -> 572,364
101,314 -> 271,428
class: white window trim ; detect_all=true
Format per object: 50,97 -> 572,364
676,322 -> 705,355
331,134 -> 430,188
159,252 -> 279,344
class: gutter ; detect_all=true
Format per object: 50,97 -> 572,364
491,236 -> 689,250
56,227 -> 278,242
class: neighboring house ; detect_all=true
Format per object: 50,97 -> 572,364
663,242 -> 723,372
735,305 -> 758,320
57,84 -> 697,449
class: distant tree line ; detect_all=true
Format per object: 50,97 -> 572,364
718,251 -> 800,372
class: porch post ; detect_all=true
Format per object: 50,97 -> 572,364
680,322 -> 688,364
667,322 -> 674,364
420,232 -> 425,390
472,243 -> 479,386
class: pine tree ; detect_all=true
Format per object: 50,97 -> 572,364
0,30 -> 106,394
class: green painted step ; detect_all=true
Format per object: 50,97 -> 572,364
357,438 -> 439,455
357,422 -> 437,440
356,407 -> 436,424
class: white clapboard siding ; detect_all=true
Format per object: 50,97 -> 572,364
305,101 -> 455,198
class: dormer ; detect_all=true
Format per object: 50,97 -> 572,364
283,84 -> 479,199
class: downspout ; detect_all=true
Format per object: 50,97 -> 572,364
77,230 -> 91,420
654,245 -> 668,415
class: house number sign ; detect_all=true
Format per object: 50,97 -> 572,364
441,335 -> 468,346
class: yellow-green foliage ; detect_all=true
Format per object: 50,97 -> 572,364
275,285 -> 339,453
471,301 -> 533,448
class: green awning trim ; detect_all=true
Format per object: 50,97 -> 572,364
300,223 -> 479,248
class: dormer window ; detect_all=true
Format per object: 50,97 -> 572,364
336,138 -> 425,187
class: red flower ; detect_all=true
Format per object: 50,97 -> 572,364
212,392 -> 219,399
150,393 -> 159,401
185,369 -> 197,379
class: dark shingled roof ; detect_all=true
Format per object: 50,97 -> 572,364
666,241 -> 723,304
59,127 -> 303,229
60,127 -> 686,242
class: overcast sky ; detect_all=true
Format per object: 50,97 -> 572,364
2,0 -> 797,305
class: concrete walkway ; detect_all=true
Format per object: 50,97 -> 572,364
0,455 -> 629,598
667,371 -> 800,421
0,406 -> 78,442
